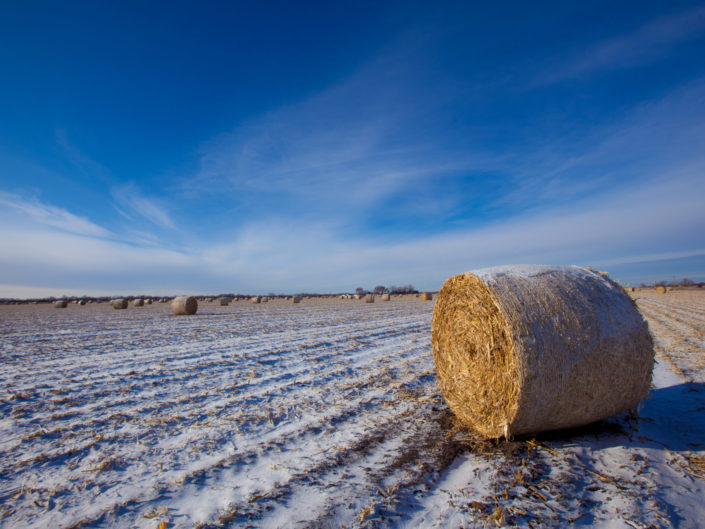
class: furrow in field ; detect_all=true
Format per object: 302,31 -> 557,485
23,357 -> 436,529
1,318 -> 427,454
58,370 -> 441,529
637,301 -> 705,340
2,338 -> 429,474
637,299 -> 705,328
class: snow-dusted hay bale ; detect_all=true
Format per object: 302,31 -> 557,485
133,298 -> 144,307
432,265 -> 654,439
655,286 -> 666,294
365,294 -> 375,303
111,299 -> 128,310
219,297 -> 230,306
171,296 -> 198,315
54,300 -> 68,308
421,292 -> 433,301
381,293 -> 391,301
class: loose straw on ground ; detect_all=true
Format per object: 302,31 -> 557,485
431,265 -> 654,439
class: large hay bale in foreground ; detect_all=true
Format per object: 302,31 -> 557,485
54,300 -> 68,308
432,265 -> 654,439
171,296 -> 198,315
421,292 -> 432,301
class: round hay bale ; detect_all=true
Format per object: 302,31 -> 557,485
78,299 -> 86,306
292,296 -> 302,304
432,265 -> 654,439
133,298 -> 144,307
381,293 -> 391,301
54,300 -> 68,308
251,296 -> 261,304
146,299 -> 153,304
655,285 -> 666,293
421,292 -> 433,301
365,294 -> 375,303
219,297 -> 231,306
111,299 -> 128,310
171,296 -> 198,315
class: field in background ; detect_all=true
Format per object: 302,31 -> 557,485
1,292 -> 704,528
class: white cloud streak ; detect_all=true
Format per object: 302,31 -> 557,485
535,4 -> 705,84
0,192 -> 111,238
1,158 -> 703,298
111,183 -> 175,230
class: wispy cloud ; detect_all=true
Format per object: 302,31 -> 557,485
1,153 -> 703,298
111,183 -> 175,230
54,129 -> 112,184
182,160 -> 705,293
0,191 -> 111,238
535,4 -> 705,84
494,76 -> 705,211
184,34 -> 497,225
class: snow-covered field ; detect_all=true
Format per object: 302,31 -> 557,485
1,292 -> 704,528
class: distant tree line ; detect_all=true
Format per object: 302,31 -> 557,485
637,278 -> 703,288
354,285 -> 418,296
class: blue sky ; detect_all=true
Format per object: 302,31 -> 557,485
1,1 -> 704,297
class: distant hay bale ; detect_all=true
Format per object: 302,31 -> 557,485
292,296 -> 302,304
365,294 -> 375,303
219,297 -> 231,306
111,299 -> 128,310
54,300 -> 68,308
133,298 -> 144,307
421,292 -> 432,301
432,265 -> 654,439
146,299 -> 152,304
262,296 -> 269,302
251,296 -> 261,304
655,286 -> 667,293
353,294 -> 361,300
171,296 -> 198,315
381,293 -> 391,301
78,299 -> 86,305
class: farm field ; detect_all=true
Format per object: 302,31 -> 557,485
1,292 -> 704,528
